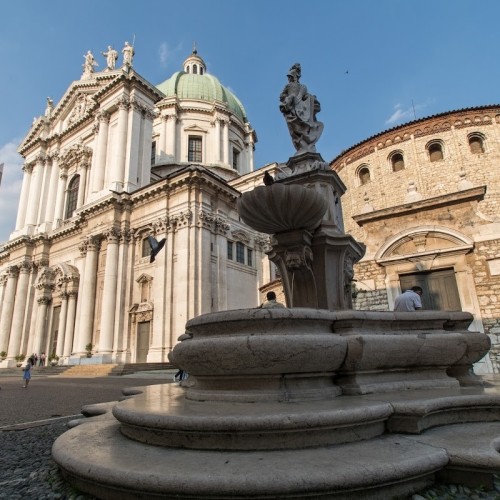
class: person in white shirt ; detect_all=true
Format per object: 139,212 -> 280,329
394,286 -> 423,311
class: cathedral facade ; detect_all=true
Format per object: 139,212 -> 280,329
331,106 -> 500,372
0,48 -> 273,366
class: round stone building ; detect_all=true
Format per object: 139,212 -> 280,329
331,105 -> 500,373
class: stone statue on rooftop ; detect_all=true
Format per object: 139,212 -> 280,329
122,41 -> 135,68
102,45 -> 118,70
82,50 -> 98,79
279,63 -> 324,156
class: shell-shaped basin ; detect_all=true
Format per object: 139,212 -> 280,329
237,184 -> 328,234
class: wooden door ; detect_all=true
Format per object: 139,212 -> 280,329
399,269 -> 461,311
136,321 -> 150,363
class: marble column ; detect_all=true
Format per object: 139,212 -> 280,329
99,228 -> 120,355
53,168 -> 68,225
111,97 -> 129,192
44,152 -> 60,225
92,111 -> 110,193
15,164 -> 33,230
161,114 -> 168,156
56,292 -> 68,358
0,267 -> 19,353
63,291 -> 78,357
214,119 -> 221,163
32,296 -> 51,355
0,275 -> 7,322
113,229 -> 132,358
166,115 -> 177,159
222,120 -> 229,165
25,154 -> 46,227
7,262 -> 32,358
75,236 -> 100,354
77,162 -> 89,208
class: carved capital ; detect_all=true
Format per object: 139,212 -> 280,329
120,229 -> 133,243
35,152 -> 47,165
96,110 -> 110,123
0,274 -> 8,286
37,295 -> 52,306
169,210 -> 193,230
116,95 -> 130,111
6,265 -> 20,278
22,163 -> 34,174
79,235 -> 101,255
104,227 -> 121,243
19,261 -> 33,274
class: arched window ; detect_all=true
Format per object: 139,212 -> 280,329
390,152 -> 405,172
200,67 -> 204,75
193,64 -> 198,74
468,134 -> 485,154
428,142 -> 444,162
64,175 -> 80,219
358,166 -> 371,185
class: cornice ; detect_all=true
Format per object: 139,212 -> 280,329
331,105 -> 500,171
352,186 -> 487,226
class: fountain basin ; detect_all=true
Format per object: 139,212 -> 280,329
237,183 -> 328,234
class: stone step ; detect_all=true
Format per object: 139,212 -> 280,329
108,362 -> 174,376
61,364 -> 120,377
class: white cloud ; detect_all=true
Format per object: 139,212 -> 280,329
385,103 -> 414,125
385,101 -> 429,126
0,140 -> 23,243
158,41 -> 184,68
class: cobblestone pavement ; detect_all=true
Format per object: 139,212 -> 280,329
1,371 -> 499,499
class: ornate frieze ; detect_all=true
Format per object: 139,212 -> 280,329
169,210 -> 193,230
60,142 -> 93,170
198,210 -> 230,234
231,229 -> 251,244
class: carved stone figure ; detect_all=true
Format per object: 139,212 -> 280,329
44,97 -> 54,118
279,63 -> 324,155
82,50 -> 98,79
102,45 -> 118,70
122,41 -> 135,67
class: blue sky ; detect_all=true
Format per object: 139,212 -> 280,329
1,0 -> 500,242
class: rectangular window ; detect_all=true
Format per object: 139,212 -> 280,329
247,248 -> 253,267
151,141 -> 156,165
188,135 -> 202,162
227,241 -> 233,260
232,148 -> 240,170
236,242 -> 245,264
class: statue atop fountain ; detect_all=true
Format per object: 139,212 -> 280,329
238,63 -> 365,309
279,63 -> 324,156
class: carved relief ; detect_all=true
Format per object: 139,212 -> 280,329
198,210 -> 230,234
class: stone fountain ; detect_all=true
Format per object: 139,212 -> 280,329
52,64 -> 500,499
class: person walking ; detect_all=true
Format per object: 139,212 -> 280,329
22,357 -> 33,388
394,286 -> 423,311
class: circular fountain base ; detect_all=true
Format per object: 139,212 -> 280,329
52,309 -> 500,498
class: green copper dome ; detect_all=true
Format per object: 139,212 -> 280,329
156,51 -> 248,123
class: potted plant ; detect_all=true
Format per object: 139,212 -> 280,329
15,353 -> 26,367
85,343 -> 93,358
0,351 -> 6,361
49,352 -> 59,366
